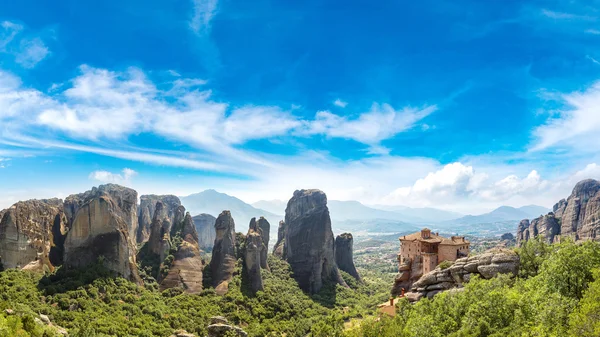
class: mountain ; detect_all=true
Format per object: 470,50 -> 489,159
448,205 -> 550,225
252,200 -> 287,216
371,205 -> 463,222
180,190 -> 282,228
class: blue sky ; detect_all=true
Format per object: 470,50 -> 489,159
1,0 -> 600,213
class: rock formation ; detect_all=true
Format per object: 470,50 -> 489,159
335,233 -> 360,280
159,213 -> 204,293
146,201 -> 172,261
404,249 -> 520,301
273,220 -> 286,257
0,199 -> 68,271
284,189 -> 347,293
137,195 -> 182,244
192,213 -> 217,251
256,216 -> 270,249
244,218 -> 269,293
391,255 -> 423,297
210,211 -> 237,295
207,316 -> 248,337
517,179 -> 600,245
63,185 -> 141,284
516,214 -> 560,246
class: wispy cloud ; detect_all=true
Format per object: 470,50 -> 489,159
587,55 -> 600,65
15,37 -> 49,68
586,29 -> 600,35
0,157 -> 9,168
333,99 -> 348,108
189,0 -> 218,34
540,9 -> 596,21
0,21 -> 50,69
303,103 -> 436,152
89,168 -> 137,184
531,80 -> 600,152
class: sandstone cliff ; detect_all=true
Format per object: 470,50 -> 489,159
404,249 -> 520,301
517,179 -> 600,245
159,213 -> 204,293
244,218 -> 270,293
137,195 -> 182,244
192,213 -> 217,251
256,216 -> 270,249
0,199 -> 67,271
284,189 -> 347,293
63,185 -> 141,284
210,211 -> 237,295
335,233 -> 360,281
273,220 -> 286,257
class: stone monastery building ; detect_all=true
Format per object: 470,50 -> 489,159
399,228 -> 470,275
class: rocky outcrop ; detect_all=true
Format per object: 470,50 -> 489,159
137,195 -> 182,244
391,254 -> 423,297
210,211 -> 237,295
517,214 -> 560,246
244,218 -> 269,293
207,316 -> 248,337
63,185 -> 141,284
404,250 -> 519,301
335,233 -> 360,281
146,201 -> 172,261
192,213 -> 216,251
159,213 -> 203,293
256,216 -> 270,249
284,189 -> 347,293
273,220 -> 286,257
0,199 -> 67,271
517,179 -> 600,244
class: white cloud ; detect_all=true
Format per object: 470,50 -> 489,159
304,103 -> 436,151
189,0 -> 218,34
532,80 -> 600,152
586,29 -> 600,35
0,21 -> 50,69
333,99 -> 348,108
0,157 -> 9,168
0,21 -> 23,49
540,9 -> 594,20
89,168 -> 138,184
15,38 -> 49,68
587,55 -> 600,65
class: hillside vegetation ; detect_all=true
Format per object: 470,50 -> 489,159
0,255 -> 391,337
345,238 -> 600,337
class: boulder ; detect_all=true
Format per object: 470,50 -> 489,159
335,233 -> 360,280
192,213 -> 217,251
137,195 -> 182,244
273,220 -> 286,257
63,185 -> 141,284
407,249 -> 519,301
284,189 -> 347,293
0,199 -> 67,271
210,211 -> 237,295
207,317 -> 247,337
159,212 -> 204,293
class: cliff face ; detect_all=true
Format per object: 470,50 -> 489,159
137,195 -> 182,244
517,179 -> 600,245
284,189 -> 347,293
335,233 -> 360,281
63,185 -> 141,284
210,211 -> 237,295
405,250 -> 520,301
273,220 -> 286,257
0,199 -> 67,271
159,213 -> 204,293
243,218 -> 269,293
192,213 -> 217,251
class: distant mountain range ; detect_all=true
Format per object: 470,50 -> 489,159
181,190 -> 282,228
182,190 -> 550,236
446,205 -> 550,225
